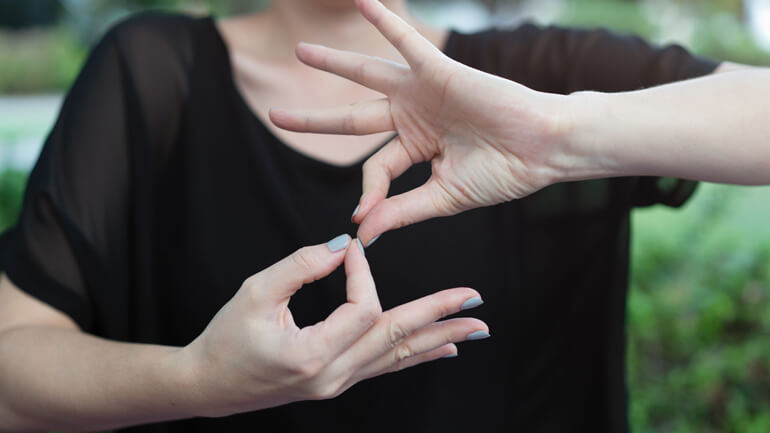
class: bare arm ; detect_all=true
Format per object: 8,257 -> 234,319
0,274 -> 209,432
565,67 -> 770,185
0,237 -> 488,431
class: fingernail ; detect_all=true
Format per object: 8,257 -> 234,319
366,235 -> 381,248
466,331 -> 490,341
442,352 -> 459,359
327,234 -> 351,252
460,297 -> 484,311
351,204 -> 360,221
356,238 -> 365,256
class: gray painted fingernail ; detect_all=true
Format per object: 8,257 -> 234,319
356,238 -> 365,256
351,204 -> 360,220
460,297 -> 484,311
442,352 -> 459,359
366,235 -> 381,248
327,234 -> 351,252
466,331 -> 491,341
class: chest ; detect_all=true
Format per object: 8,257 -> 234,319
229,51 -> 393,166
151,66 -> 635,345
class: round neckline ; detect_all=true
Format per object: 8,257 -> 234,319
204,15 -> 458,171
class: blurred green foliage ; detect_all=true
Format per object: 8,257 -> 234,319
629,185 -> 770,433
560,0 -> 770,66
0,28 -> 86,94
0,170 -> 25,233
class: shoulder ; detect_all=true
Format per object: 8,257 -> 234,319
107,11 -> 203,44
450,22 -> 558,49
451,22 -> 627,56
447,23 -> 568,80
98,11 -> 211,70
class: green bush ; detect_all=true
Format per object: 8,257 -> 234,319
0,28 -> 87,94
0,169 -> 26,233
558,0 -> 770,66
629,184 -> 770,433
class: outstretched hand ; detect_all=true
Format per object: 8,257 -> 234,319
270,0 -> 572,245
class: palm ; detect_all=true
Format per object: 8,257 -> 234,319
270,0 -> 558,244
398,62 -> 554,203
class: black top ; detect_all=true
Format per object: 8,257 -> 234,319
0,12 -> 718,433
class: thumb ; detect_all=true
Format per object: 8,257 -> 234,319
357,179 -> 456,246
257,234 -> 351,305
353,136 -> 426,225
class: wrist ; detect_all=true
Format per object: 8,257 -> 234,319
551,90 -> 621,182
174,338 -> 269,418
168,343 -> 229,418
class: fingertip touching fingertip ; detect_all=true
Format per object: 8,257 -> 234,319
355,238 -> 365,256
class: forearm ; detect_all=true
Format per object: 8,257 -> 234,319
564,68 -> 770,185
0,326 -> 203,432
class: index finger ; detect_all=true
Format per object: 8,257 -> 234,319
355,0 -> 441,70
301,239 -> 383,360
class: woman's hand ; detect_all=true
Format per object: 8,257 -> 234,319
270,0 -> 582,245
180,235 -> 488,417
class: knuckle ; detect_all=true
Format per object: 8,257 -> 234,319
359,303 -> 382,329
356,61 -> 369,83
431,295 -> 455,319
291,247 -> 319,275
384,316 -> 409,347
283,346 -> 326,380
342,111 -> 356,134
430,180 -> 465,215
393,342 -> 415,362
293,356 -> 325,380
241,275 -> 258,292
394,27 -> 415,50
241,275 -> 265,303
362,158 -> 379,176
309,379 -> 343,400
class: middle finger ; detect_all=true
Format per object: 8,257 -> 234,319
334,287 -> 483,370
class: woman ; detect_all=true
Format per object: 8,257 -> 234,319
0,0 -> 737,431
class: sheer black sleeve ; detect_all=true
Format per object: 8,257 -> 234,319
0,13 -> 195,334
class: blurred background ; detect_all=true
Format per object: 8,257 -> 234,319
1,0 -> 769,432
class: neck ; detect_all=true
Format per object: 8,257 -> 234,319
263,0 -> 426,62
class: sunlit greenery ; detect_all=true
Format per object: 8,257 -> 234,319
0,29 -> 86,94
0,170 -> 25,233
630,185 -> 770,433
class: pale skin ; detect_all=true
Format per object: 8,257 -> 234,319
270,0 -> 764,246
0,1 -> 487,431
